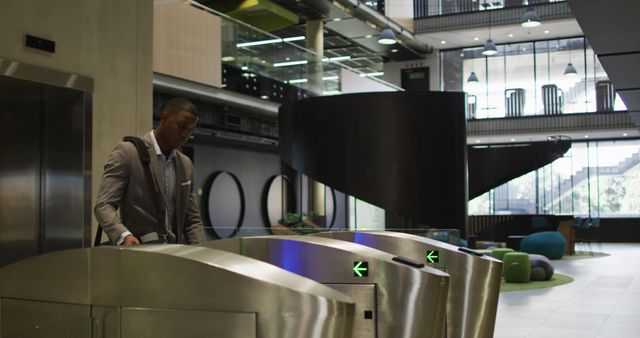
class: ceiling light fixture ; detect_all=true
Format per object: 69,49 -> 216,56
282,36 -> 305,42
378,28 -> 397,45
482,39 -> 498,56
236,38 -> 283,48
273,60 -> 307,67
467,71 -> 479,83
564,62 -> 578,76
521,8 -> 541,28
481,1 -> 498,56
564,39 -> 578,77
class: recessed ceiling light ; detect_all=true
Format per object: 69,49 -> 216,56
282,36 -> 305,42
365,35 -> 373,38
273,60 -> 307,67
236,38 -> 283,48
391,49 -> 398,53
584,135 -> 589,138
544,30 -> 549,34
260,95 -> 269,100
474,37 -> 479,41
508,33 -> 514,37
623,133 -> 628,136
221,56 -> 235,62
510,138 -> 516,142
441,40 -> 446,44
476,140 -> 480,143
332,18 -> 342,22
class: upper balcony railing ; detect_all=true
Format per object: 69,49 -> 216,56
414,0 -> 566,19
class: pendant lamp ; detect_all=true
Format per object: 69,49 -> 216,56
481,1 -> 498,56
482,39 -> 498,56
467,71 -> 479,83
521,8 -> 541,28
378,28 -> 396,45
564,62 -> 577,76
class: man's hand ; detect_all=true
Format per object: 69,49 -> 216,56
122,234 -> 140,245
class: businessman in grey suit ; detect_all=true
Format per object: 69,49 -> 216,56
95,97 -> 206,245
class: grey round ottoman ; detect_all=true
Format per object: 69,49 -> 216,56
529,254 -> 554,281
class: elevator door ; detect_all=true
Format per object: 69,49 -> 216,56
0,75 -> 88,268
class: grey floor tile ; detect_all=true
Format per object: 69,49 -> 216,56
493,243 -> 640,337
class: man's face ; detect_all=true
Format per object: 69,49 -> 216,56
157,110 -> 198,150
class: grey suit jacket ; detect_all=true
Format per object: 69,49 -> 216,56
94,132 -> 205,244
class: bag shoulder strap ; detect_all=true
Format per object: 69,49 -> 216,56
123,136 -> 168,238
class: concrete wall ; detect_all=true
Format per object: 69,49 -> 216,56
0,0 -> 153,242
387,0 -> 415,32
154,3 -> 222,87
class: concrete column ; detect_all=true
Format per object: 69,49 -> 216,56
306,19 -> 323,97
305,19 -> 326,219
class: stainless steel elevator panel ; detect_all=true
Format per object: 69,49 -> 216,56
42,86 -> 87,252
0,245 -> 355,338
0,76 -> 42,267
312,231 -> 503,338
199,236 -> 450,338
0,67 -> 91,268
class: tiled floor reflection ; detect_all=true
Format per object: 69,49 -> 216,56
493,243 -> 640,338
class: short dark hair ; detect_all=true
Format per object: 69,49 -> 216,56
163,97 -> 198,117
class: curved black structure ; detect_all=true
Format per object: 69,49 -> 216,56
468,141 -> 572,199
280,91 -> 468,231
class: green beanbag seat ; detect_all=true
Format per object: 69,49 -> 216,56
520,231 -> 567,260
503,252 -> 531,283
491,248 -> 515,261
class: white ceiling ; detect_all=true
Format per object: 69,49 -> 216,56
416,19 -> 583,50
469,127 -> 640,145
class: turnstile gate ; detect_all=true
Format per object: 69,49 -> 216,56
199,235 -> 450,338
312,231 -> 502,338
0,245 -> 355,338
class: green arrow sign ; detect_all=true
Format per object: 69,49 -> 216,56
426,250 -> 440,263
353,261 -> 369,278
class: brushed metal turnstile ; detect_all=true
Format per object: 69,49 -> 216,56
199,235 -> 450,338
0,245 -> 355,338
312,231 -> 502,338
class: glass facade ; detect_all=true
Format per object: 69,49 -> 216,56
442,37 -> 627,119
200,3 -> 400,98
348,197 -> 386,230
469,139 -> 640,217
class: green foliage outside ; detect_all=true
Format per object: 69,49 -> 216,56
279,211 -> 324,234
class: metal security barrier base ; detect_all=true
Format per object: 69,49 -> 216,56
0,245 -> 354,338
